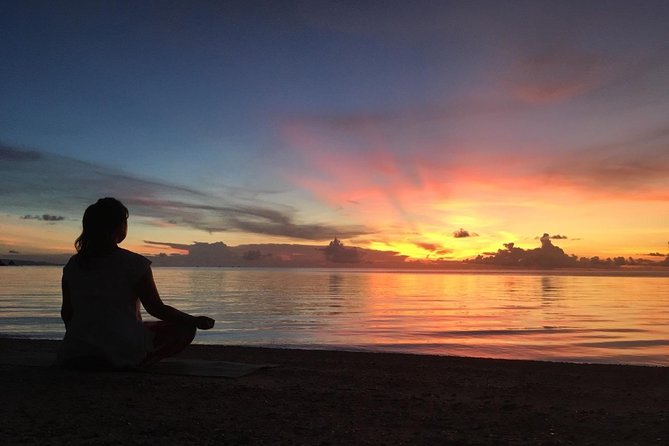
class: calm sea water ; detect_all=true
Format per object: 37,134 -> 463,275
1,266 -> 668,366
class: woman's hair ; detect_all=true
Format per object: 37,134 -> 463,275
75,197 -> 129,256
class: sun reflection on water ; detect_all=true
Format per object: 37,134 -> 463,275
1,266 -> 668,366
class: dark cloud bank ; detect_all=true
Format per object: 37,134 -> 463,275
21,214 -> 66,222
0,143 -> 366,241
141,235 -> 669,269
145,238 -> 406,268
469,234 -> 667,268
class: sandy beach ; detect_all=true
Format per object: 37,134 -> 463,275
1,338 -> 667,445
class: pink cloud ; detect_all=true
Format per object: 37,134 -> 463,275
282,113 -> 669,229
505,47 -> 613,104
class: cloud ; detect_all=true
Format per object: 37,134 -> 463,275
143,239 -> 406,267
414,242 -> 440,251
42,214 -> 65,221
0,142 -> 209,215
535,234 -> 568,240
144,240 -> 238,266
413,241 -> 453,256
144,240 -> 201,252
128,197 -> 367,241
8,250 -> 19,254
473,236 -> 576,268
453,228 -> 478,238
226,216 -> 365,241
282,96 -> 525,137
242,249 -> 265,261
472,236 -> 663,268
20,214 -> 66,222
647,252 -> 666,257
0,143 -> 369,241
0,144 -> 42,161
505,47 -> 616,104
541,124 -> 669,196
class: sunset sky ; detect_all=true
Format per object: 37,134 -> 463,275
1,1 -> 668,263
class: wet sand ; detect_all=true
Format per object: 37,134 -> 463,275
1,338 -> 667,445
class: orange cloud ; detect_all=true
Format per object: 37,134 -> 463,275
280,110 -> 669,260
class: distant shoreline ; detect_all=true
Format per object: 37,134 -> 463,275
3,261 -> 668,277
0,259 -> 61,266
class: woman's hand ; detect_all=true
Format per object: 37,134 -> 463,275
195,316 -> 215,330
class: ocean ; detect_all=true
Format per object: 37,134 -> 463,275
1,266 -> 668,366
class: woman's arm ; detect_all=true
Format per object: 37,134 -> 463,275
135,268 -> 214,329
61,277 -> 73,327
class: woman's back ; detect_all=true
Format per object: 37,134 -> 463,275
58,248 -> 153,367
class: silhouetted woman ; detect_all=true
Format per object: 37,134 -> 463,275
58,197 -> 214,368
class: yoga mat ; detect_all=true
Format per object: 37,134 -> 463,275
0,352 -> 276,378
144,358 -> 276,378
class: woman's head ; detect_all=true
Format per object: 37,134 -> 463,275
75,198 -> 129,255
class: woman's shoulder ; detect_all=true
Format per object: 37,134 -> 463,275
115,247 -> 146,259
115,248 -> 152,270
63,254 -> 79,273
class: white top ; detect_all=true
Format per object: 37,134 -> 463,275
58,248 -> 153,367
